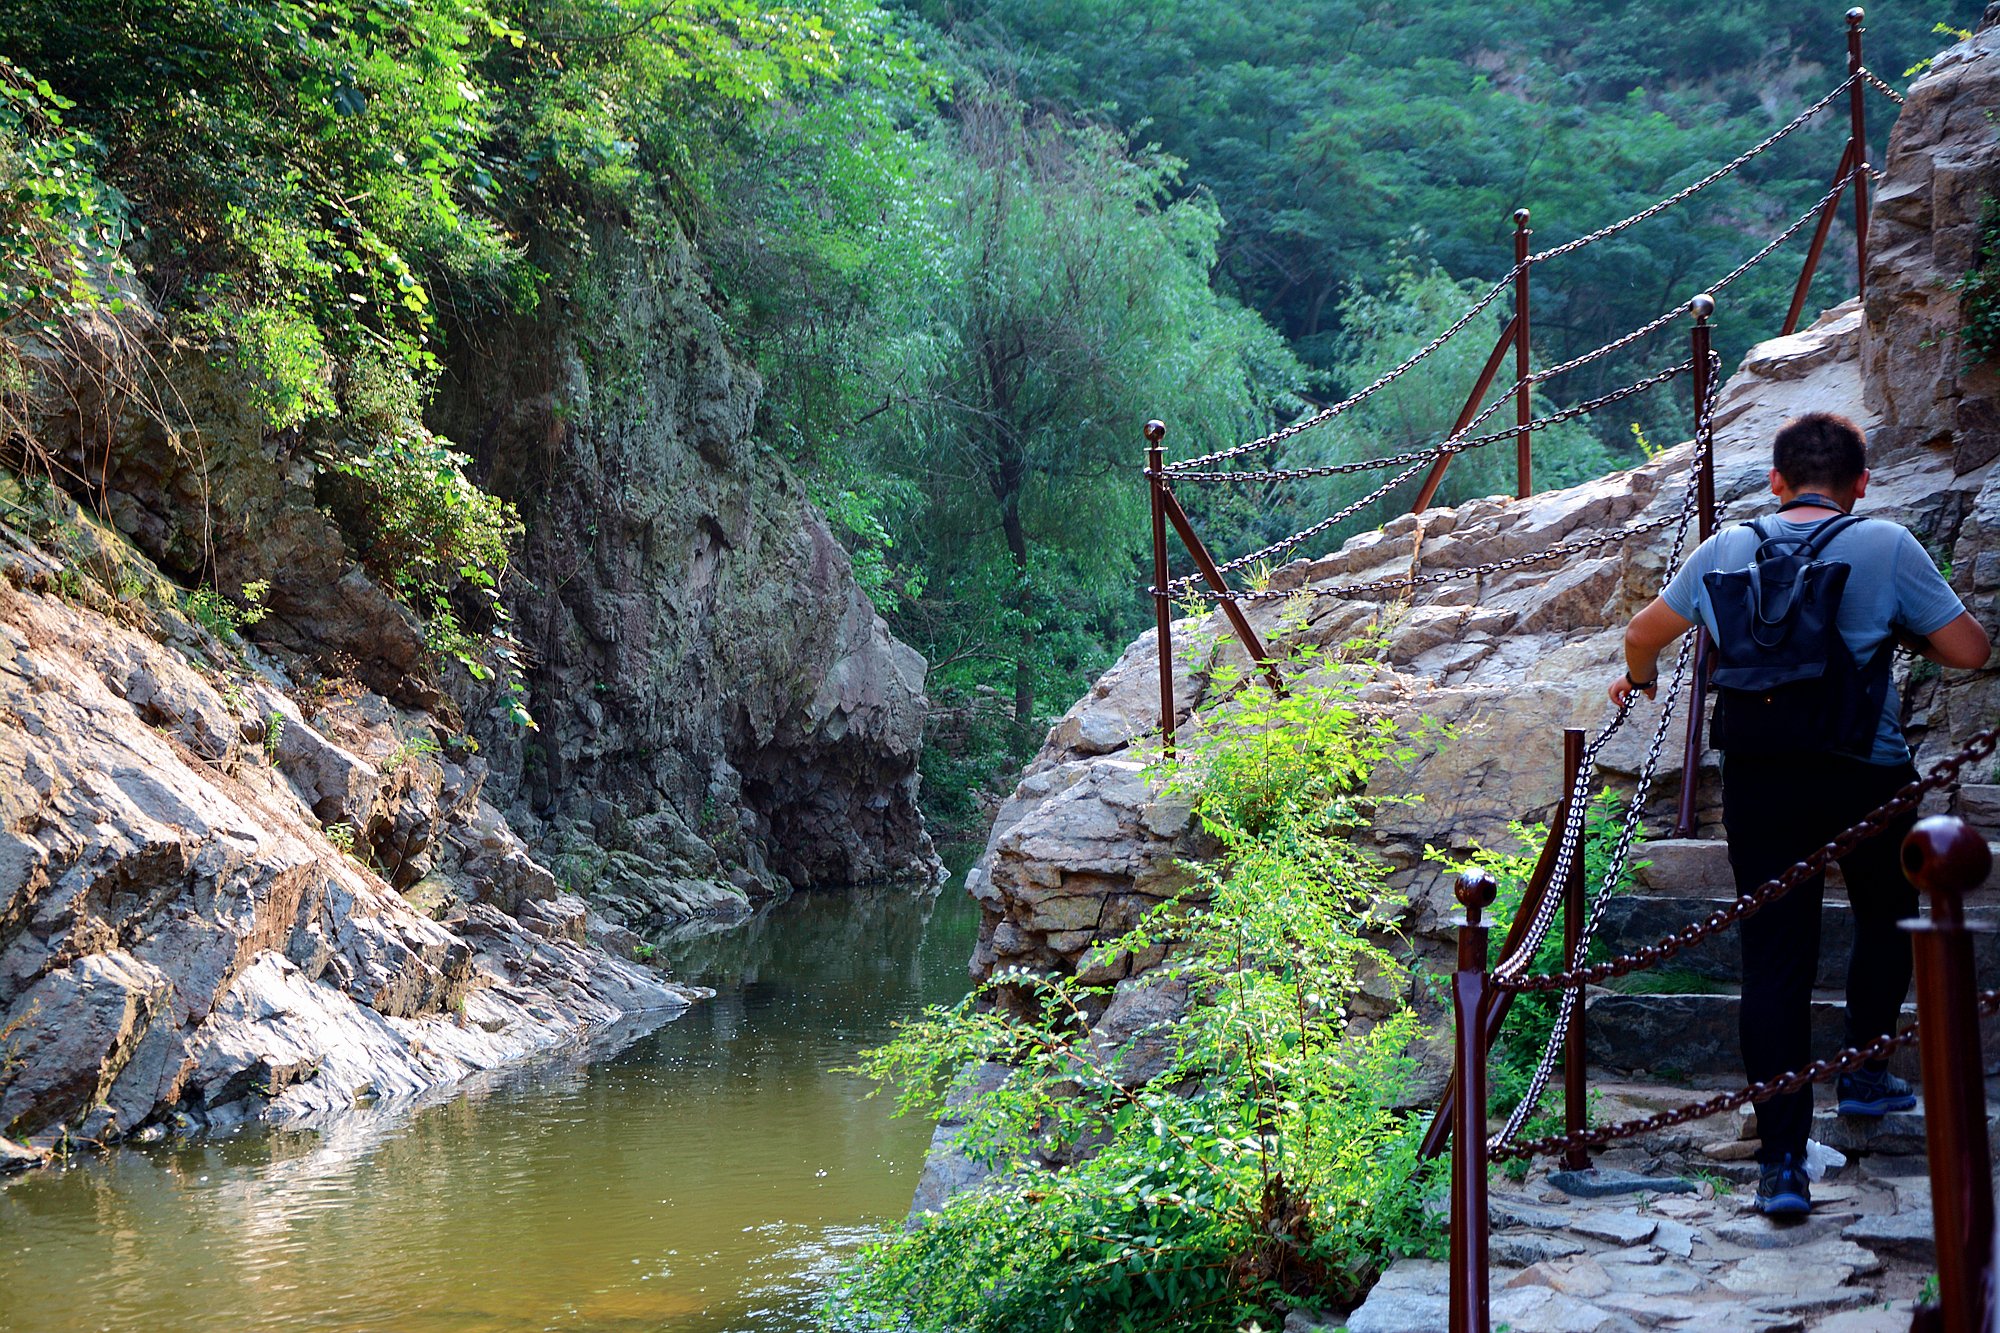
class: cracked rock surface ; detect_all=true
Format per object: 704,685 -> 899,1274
0,522 -> 704,1157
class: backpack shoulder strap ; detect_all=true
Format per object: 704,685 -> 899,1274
1797,513 -> 1863,560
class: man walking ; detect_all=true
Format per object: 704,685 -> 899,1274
1608,412 -> 1989,1217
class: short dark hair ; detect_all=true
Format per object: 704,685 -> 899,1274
1772,412 -> 1867,490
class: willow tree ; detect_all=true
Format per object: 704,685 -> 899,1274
891,97 -> 1302,737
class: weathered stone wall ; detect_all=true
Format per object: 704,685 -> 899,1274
32,221 -> 936,930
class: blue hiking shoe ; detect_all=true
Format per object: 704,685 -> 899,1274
1837,1064 -> 1917,1117
1754,1153 -> 1812,1218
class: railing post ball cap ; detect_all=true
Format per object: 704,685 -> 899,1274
1144,420 -> 1166,444
1847,7 -> 1864,25
1901,815 -> 1993,897
1455,867 -> 1499,916
1689,293 -> 1716,322
1513,207 -> 1531,228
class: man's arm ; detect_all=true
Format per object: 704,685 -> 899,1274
1894,612 -> 1992,669
1609,597 -> 1698,707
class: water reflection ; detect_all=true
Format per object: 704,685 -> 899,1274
0,876 -> 979,1333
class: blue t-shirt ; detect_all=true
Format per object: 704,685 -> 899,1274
1661,514 -> 1966,764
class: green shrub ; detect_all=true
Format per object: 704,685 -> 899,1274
316,430 -> 533,725
828,643 -> 1447,1330
1957,195 -> 2000,370
0,56 -> 130,337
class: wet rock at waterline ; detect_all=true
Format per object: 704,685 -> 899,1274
0,534 -> 703,1150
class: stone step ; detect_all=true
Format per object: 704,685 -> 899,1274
1580,992 -> 1982,1082
1594,894 -> 2000,990
1632,837 -> 2000,900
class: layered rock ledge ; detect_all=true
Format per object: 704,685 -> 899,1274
0,493 -> 705,1164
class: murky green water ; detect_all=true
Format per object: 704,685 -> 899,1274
0,878 -> 980,1333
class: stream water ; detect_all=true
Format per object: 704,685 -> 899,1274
0,875 -> 980,1333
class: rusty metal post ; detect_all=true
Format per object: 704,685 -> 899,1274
1423,730 -> 1586,1162
1783,140 -> 1856,336
1413,315 -> 1518,514
1847,9 -> 1872,298
1690,295 -> 1716,540
1157,490 -> 1286,695
1675,294 -> 1717,838
1558,727 -> 1590,1172
1147,422 -> 1175,758
1449,868 -> 1498,1333
1513,209 -> 1534,500
1902,816 -> 1995,1333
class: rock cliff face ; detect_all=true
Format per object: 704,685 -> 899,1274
0,490 -> 701,1158
963,21 -> 2000,1008
430,230 -> 935,923
0,218 -> 934,1159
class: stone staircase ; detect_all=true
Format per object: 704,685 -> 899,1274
1317,1071 -> 2000,1332
1583,832 -> 2000,1082
1322,1134 -> 1951,1332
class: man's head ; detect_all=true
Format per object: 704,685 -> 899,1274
1769,412 -> 1870,506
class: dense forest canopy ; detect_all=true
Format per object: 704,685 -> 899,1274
0,0 -> 1983,832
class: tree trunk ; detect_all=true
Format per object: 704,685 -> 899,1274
999,488 -> 1034,735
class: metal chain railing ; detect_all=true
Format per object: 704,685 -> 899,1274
1168,508 -> 1683,605
1528,75 -> 1858,266
1162,266 -> 1522,474
1486,363 -> 1721,1145
1488,995 -> 2000,1164
1860,66 -> 1907,105
1531,167 -> 1862,388
1155,360 -> 1692,594
1493,726 -> 2000,997
1162,73 -> 1859,476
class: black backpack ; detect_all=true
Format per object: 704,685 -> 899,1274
1702,510 -> 1892,757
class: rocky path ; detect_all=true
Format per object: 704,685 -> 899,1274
1295,824 -> 2000,1332
1308,1085 -> 1960,1332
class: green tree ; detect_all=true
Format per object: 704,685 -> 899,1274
889,99 -> 1302,734
1279,263 -> 1619,532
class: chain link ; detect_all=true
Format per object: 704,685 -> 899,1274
1494,727 -> 2000,996
1529,76 -> 1858,267
1493,988 -> 2000,1162
1167,152 -> 1856,493
1155,360 -> 1691,594
1162,267 -> 1522,474
1487,998 -> 1988,1163
1860,67 -> 1908,105
1531,168 -> 1860,389
1162,511 -> 1680,604
1489,371 -> 1719,1144
1160,76 -> 1854,474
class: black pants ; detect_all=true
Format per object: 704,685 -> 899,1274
1721,750 -> 1920,1164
